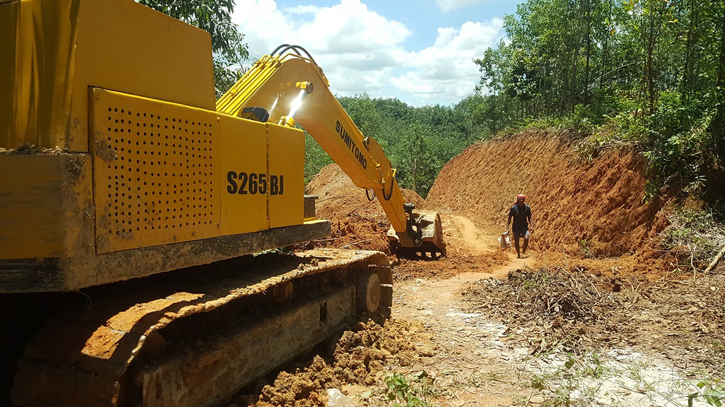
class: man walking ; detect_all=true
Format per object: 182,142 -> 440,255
507,194 -> 533,258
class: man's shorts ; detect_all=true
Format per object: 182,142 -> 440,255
512,229 -> 529,239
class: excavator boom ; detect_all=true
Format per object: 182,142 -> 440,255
217,45 -> 446,256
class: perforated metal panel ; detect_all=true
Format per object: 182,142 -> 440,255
91,88 -> 220,254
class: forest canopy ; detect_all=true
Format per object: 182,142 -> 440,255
475,0 -> 725,197
309,0 -> 725,199
304,95 -> 487,198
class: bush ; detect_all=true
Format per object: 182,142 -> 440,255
661,208 -> 725,271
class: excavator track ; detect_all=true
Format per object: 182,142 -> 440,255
11,249 -> 392,407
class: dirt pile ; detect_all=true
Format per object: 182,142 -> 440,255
235,318 -> 433,407
426,130 -> 670,258
305,164 -> 510,278
305,164 -> 424,254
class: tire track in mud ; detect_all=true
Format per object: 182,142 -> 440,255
443,215 -> 496,257
391,214 -> 539,406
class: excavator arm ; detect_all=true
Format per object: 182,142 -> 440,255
217,45 -> 445,255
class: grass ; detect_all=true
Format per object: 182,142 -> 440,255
624,361 -> 656,393
688,379 -> 725,407
520,352 -> 609,406
384,372 -> 437,407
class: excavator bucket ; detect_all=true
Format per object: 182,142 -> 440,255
387,210 -> 447,258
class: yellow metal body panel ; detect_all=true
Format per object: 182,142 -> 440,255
91,89 -> 220,254
219,116 -> 269,235
0,0 -> 79,149
268,124 -> 305,228
0,3 -> 18,144
0,155 -> 66,258
1,0 -> 215,151
0,153 -> 94,260
90,88 -> 307,252
70,0 -> 215,151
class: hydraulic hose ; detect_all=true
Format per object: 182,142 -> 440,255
365,189 -> 376,201
382,176 -> 396,201
272,45 -> 318,65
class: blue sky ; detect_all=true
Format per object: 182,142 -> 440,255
232,0 -> 522,106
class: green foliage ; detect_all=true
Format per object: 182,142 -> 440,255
578,239 -> 593,258
304,133 -> 332,184
606,102 -> 651,143
475,0 -> 725,198
642,127 -> 712,198
661,208 -> 725,270
136,0 -> 248,96
384,372 -> 436,407
303,95 -> 481,197
688,379 -> 725,407
529,352 -> 609,406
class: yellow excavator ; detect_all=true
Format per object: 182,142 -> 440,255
0,0 -> 445,406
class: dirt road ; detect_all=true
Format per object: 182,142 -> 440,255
240,212 -> 539,406
240,209 -> 723,407
384,213 -> 723,407
391,214 -> 537,406
240,211 -> 539,404
269,132 -> 724,407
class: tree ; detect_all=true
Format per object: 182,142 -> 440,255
307,95 -> 480,196
473,0 -> 723,195
709,1 -> 725,154
137,0 -> 248,96
393,124 -> 436,196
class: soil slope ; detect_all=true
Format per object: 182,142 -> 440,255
426,130 -> 670,258
305,164 -> 424,254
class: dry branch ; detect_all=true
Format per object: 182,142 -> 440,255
705,246 -> 725,273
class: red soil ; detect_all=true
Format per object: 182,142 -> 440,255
304,164 -> 424,254
305,130 -> 678,279
426,130 -> 671,260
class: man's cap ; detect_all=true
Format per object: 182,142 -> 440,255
516,194 -> 526,200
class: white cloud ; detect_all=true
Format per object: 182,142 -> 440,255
390,19 -> 504,103
232,0 -> 293,57
435,0 -> 486,13
233,0 -> 409,95
284,5 -> 320,15
298,0 -> 410,53
232,1 -> 504,105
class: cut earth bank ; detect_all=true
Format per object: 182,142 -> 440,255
231,130 -> 725,407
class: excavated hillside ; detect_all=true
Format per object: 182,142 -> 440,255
305,164 -> 424,254
238,130 -> 724,407
426,130 -> 671,259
